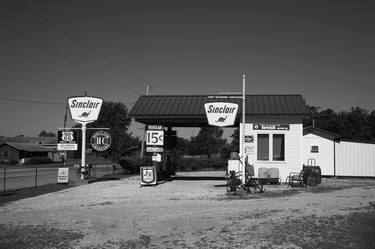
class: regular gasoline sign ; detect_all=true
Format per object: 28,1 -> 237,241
204,102 -> 239,127
90,131 -> 111,151
68,96 -> 103,123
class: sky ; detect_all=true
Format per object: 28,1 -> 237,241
0,0 -> 374,139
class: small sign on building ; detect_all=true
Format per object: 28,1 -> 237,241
244,135 -> 254,143
253,124 -> 290,131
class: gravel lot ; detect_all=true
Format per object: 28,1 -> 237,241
1,171 -> 375,249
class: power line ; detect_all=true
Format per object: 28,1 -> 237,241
0,96 -> 135,107
0,97 -> 65,105
0,107 -> 65,127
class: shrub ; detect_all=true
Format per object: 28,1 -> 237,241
119,156 -> 152,174
25,157 -> 53,165
8,159 -> 18,165
176,158 -> 227,171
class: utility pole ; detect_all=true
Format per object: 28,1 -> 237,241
140,84 -> 151,158
146,84 -> 151,95
242,74 -> 246,184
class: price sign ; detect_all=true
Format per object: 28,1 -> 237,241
146,130 -> 164,146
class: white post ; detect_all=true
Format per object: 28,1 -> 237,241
242,74 -> 246,184
81,123 -> 87,180
140,126 -> 145,159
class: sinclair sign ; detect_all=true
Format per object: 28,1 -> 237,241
204,102 -> 238,127
68,96 -> 103,123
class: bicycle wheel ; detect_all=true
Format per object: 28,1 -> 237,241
226,177 -> 231,192
306,175 -> 317,186
227,176 -> 237,192
76,167 -> 81,179
256,179 -> 264,193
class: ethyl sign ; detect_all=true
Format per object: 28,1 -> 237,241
204,102 -> 238,127
68,96 -> 103,123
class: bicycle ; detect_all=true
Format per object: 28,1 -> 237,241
226,163 -> 264,194
226,170 -> 242,192
76,164 -> 92,179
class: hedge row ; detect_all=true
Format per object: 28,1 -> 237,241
119,157 -> 227,173
0,157 -> 53,165
175,158 -> 227,171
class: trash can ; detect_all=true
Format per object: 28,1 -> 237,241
302,165 -> 321,186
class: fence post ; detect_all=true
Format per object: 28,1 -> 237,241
35,167 -> 38,188
3,167 -> 6,192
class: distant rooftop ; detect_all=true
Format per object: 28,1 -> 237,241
0,142 -> 55,152
0,136 -> 57,145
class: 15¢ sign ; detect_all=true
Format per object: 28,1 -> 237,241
146,130 -> 164,146
90,131 -> 111,151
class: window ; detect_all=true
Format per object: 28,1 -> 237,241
311,145 -> 319,153
257,134 -> 285,161
3,151 -> 9,157
257,134 -> 269,160
273,134 -> 285,161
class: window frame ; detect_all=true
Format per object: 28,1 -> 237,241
272,134 -> 285,161
257,134 -> 270,161
256,133 -> 286,162
311,145 -> 319,153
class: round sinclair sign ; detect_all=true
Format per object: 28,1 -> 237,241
90,131 -> 111,151
204,102 -> 239,127
68,96 -> 103,123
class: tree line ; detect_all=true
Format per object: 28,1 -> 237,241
304,106 -> 375,141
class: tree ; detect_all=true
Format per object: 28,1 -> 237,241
38,130 -> 56,137
176,137 -> 190,158
303,105 -> 375,141
85,101 -> 140,161
189,127 -> 226,158
229,128 -> 239,152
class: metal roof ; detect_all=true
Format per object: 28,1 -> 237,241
303,126 -> 341,140
130,95 -> 310,126
0,142 -> 55,152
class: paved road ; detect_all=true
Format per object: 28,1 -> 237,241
0,164 -> 121,191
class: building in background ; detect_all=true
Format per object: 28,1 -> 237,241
303,126 -> 375,177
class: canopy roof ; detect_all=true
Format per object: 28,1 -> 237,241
129,94 -> 310,127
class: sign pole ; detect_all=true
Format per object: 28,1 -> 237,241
242,74 -> 246,184
81,122 -> 86,180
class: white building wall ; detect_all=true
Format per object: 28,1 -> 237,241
239,117 -> 303,182
335,141 -> 375,177
302,133 -> 335,176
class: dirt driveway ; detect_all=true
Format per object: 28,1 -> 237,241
1,171 -> 375,249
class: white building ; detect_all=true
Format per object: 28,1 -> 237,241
303,126 -> 375,177
240,118 -> 304,182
